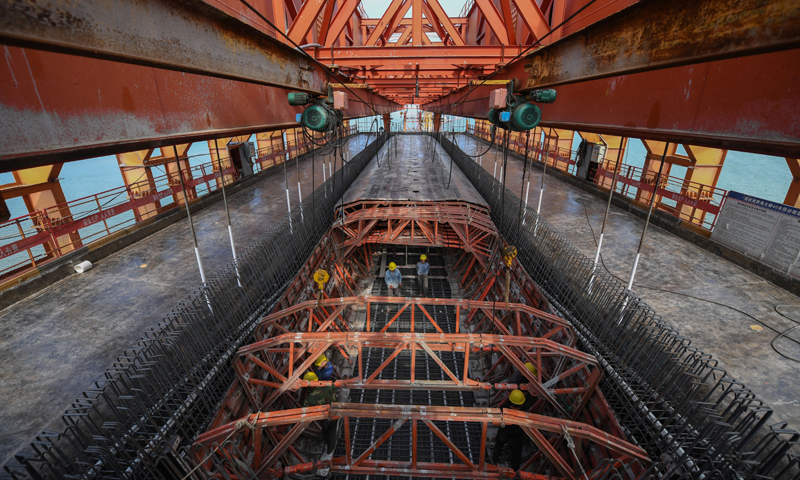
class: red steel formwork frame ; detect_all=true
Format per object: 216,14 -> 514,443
233,306 -> 597,416
192,197 -> 648,479
193,404 -> 649,480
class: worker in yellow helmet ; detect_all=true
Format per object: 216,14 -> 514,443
314,354 -> 334,381
416,254 -> 430,297
302,370 -> 338,474
384,261 -> 402,296
508,361 -> 538,385
492,389 -> 530,470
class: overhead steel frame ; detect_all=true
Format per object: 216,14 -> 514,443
192,404 -> 650,480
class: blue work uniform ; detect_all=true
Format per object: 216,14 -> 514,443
416,261 -> 430,297
385,268 -> 402,296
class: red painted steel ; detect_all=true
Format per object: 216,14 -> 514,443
0,127 -> 358,282
194,404 -> 649,479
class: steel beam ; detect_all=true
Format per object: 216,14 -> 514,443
0,0 -> 398,169
316,45 -> 524,67
523,0 -> 800,89
0,0 -> 324,92
424,0 -> 800,156
427,49 -> 800,157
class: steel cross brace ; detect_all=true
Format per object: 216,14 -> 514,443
231,331 -> 602,415
192,404 -> 650,479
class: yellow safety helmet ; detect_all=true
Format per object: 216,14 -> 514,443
389,262 -> 397,271
524,362 -> 537,375
420,254 -> 427,261
303,371 -> 318,381
314,354 -> 328,366
509,389 -> 526,406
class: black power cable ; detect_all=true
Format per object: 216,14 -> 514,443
576,191 -> 800,363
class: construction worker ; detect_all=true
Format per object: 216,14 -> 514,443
416,254 -> 430,297
493,389 -> 529,471
384,262 -> 402,296
508,362 -> 537,386
302,371 -> 338,474
314,354 -> 334,381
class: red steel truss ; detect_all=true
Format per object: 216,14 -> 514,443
235,302 -> 597,417
334,200 -> 497,266
191,194 -> 650,479
193,403 -> 649,479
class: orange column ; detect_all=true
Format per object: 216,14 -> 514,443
117,149 -> 159,220
784,158 -> 800,207
682,145 -> 727,225
12,164 -> 82,257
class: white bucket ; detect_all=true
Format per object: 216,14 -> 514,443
74,260 -> 93,274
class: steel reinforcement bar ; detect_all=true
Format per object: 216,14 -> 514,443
0,133 -> 391,480
437,132 -> 800,480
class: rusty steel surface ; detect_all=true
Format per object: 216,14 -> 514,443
0,45 -> 394,170
0,0 -> 398,167
0,0 -> 326,92
428,49 -> 800,157
524,0 -> 800,89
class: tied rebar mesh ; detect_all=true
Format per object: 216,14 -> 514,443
438,133 -> 800,480
335,252 -> 484,480
0,134 -> 391,480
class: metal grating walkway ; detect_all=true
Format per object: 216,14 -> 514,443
332,248 -> 482,480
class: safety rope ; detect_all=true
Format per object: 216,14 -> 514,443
562,424 -> 589,480
181,417 -> 258,480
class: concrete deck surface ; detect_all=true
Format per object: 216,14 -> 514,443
0,135 -> 370,466
454,133 -> 800,433
343,134 -> 486,206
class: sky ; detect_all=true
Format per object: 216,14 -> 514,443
361,0 -> 468,18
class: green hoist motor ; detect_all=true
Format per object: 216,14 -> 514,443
287,92 -> 336,133
510,102 -> 542,131
301,104 -> 332,132
487,87 -> 557,132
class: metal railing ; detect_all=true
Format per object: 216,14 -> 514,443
439,133 -> 800,480
0,132 -> 390,480
0,127 -> 359,285
466,123 -> 727,233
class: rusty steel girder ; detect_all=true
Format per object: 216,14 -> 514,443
0,0 -> 323,92
426,0 -> 800,157
192,403 -> 649,480
316,45 -> 525,67
523,0 -> 800,89
0,0 -> 398,169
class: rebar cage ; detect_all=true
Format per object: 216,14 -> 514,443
0,134 -> 391,480
437,132 -> 800,480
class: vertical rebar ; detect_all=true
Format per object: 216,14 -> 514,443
213,139 -> 241,287
173,146 -> 206,283
533,129 -> 552,236
627,142 -> 670,291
